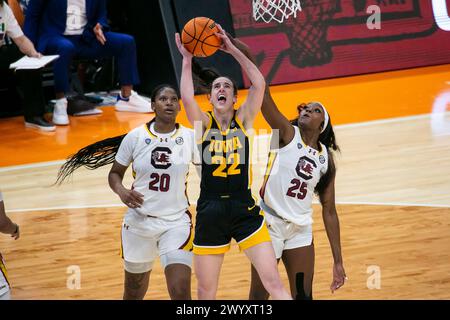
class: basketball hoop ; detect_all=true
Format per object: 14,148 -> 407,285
253,0 -> 302,23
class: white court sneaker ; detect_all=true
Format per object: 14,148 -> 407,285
115,91 -> 153,113
53,98 -> 69,125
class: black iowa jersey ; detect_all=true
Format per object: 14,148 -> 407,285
199,111 -> 253,198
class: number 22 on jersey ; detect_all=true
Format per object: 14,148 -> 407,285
212,153 -> 241,178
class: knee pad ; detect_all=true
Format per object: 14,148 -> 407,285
295,272 -> 313,300
160,250 -> 193,270
123,260 -> 153,274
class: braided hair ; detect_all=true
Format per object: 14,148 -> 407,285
290,103 -> 340,196
56,84 -> 178,185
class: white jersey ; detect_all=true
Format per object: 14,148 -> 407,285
116,122 -> 195,221
0,252 -> 9,297
260,126 -> 328,226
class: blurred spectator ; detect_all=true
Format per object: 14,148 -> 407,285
0,0 -> 55,131
24,0 -> 153,126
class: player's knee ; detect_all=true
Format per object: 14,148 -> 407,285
261,274 -> 284,294
197,280 -> 217,299
168,280 -> 191,300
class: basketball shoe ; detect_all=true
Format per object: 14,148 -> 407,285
53,98 -> 70,125
115,91 -> 153,113
25,116 -> 56,132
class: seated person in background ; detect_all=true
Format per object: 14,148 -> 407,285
0,0 -> 55,131
24,0 -> 153,126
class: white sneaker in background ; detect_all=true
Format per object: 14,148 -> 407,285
115,90 -> 153,113
53,98 -> 69,125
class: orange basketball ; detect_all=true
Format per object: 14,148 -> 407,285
181,17 -> 222,58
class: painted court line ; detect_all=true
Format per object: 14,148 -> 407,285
333,201 -> 450,208
7,203 -> 126,213
3,112 -> 445,173
0,160 -> 65,173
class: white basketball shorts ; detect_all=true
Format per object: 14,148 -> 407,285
263,210 -> 313,259
121,211 -> 193,273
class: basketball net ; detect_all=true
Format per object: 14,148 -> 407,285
253,0 -> 302,23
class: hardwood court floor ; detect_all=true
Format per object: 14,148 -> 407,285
0,64 -> 449,299
2,204 -> 449,300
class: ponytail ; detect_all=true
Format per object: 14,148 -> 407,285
56,134 -> 126,185
315,122 -> 339,196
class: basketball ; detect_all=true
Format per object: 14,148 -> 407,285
181,17 -> 222,57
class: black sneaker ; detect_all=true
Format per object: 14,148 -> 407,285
25,116 -> 56,132
67,94 -> 98,116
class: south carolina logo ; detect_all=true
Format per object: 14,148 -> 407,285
296,156 -> 317,180
151,147 -> 172,169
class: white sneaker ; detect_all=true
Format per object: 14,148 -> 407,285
115,91 -> 153,113
53,98 -> 69,125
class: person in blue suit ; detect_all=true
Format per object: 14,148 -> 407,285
24,0 -> 153,126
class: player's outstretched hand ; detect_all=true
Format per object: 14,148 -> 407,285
330,262 -> 347,293
175,33 -> 193,59
214,24 -> 236,55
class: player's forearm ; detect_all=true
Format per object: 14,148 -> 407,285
323,209 -> 343,264
108,172 -> 126,196
180,58 -> 203,124
180,58 -> 195,102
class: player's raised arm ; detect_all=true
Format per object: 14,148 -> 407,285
215,26 -> 265,128
175,33 -> 210,128
227,35 -> 294,145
